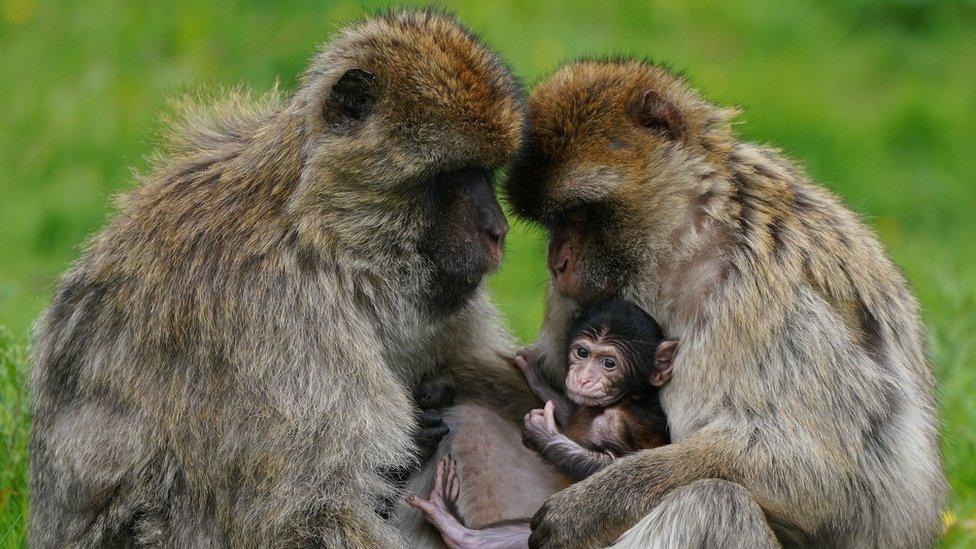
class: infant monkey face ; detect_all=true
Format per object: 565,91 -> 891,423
565,337 -> 629,407
565,335 -> 679,407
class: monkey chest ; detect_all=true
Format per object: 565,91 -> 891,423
569,407 -> 630,454
570,405 -> 668,456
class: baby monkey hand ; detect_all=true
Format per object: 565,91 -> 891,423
522,400 -> 563,453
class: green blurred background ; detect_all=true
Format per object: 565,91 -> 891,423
1,0 -> 974,545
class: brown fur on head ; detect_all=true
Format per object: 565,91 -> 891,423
119,9 -> 525,318
299,9 -> 525,184
506,58 -> 736,219
291,10 -> 526,313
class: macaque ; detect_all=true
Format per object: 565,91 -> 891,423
501,58 -> 945,547
29,11 -> 534,546
519,298 -> 677,481
407,298 -> 677,548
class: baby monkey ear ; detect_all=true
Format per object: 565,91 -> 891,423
324,68 -> 378,126
650,339 -> 679,387
626,90 -> 687,140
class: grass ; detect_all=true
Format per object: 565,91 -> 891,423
1,0 -> 974,545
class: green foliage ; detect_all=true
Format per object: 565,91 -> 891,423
0,0 -> 973,545
0,329 -> 29,546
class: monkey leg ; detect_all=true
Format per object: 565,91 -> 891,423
609,479 -> 779,549
406,456 -> 465,544
395,403 -> 569,547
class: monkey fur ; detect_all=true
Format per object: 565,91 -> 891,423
408,299 -> 677,549
519,298 -> 675,481
29,10 -> 538,547
503,59 -> 947,547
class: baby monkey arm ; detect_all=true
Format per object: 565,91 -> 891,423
522,401 -> 613,482
513,352 -> 576,427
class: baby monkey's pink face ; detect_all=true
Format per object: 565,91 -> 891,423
565,334 -> 677,407
565,336 -> 631,407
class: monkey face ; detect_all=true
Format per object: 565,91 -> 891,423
565,299 -> 675,406
416,168 -> 509,315
565,337 -> 629,406
296,12 -> 526,315
547,205 -> 632,304
505,60 -> 730,304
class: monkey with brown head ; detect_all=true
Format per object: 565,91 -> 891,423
29,10 -> 538,547
502,59 -> 946,547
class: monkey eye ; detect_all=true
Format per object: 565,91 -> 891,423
575,346 -> 589,359
420,392 -> 431,402
602,358 -> 616,370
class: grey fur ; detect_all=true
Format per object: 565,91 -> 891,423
29,10 -> 530,547
503,59 -> 947,548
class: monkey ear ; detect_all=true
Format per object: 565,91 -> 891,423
324,68 -> 378,125
650,339 -> 679,387
626,90 -> 686,139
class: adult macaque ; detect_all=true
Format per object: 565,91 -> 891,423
408,298 -> 676,548
502,59 -> 947,547
29,11 -> 537,546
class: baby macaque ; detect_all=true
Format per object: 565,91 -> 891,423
519,298 -> 677,480
407,298 -> 677,548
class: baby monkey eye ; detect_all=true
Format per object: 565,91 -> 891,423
602,358 -> 616,369
575,346 -> 589,359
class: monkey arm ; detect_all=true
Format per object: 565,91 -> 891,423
528,432 -> 733,548
522,400 -> 609,482
513,354 -> 576,427
533,432 -> 613,482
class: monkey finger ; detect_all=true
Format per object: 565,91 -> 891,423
516,345 -> 539,364
438,455 -> 454,499
418,408 -> 444,427
432,457 -> 447,493
543,401 -> 558,431
406,495 -> 438,517
513,354 -> 529,371
525,411 -> 546,431
443,457 -> 457,498
449,474 -> 460,501
418,423 -> 449,442
446,454 -> 457,483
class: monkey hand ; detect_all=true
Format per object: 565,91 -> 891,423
529,473 -> 624,549
515,344 -> 541,366
514,349 -> 561,407
512,349 -> 542,382
415,408 -> 450,463
530,451 -> 661,548
522,400 -> 562,453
